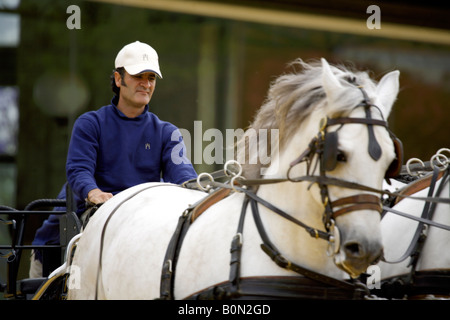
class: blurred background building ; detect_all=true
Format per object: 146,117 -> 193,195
0,0 -> 449,280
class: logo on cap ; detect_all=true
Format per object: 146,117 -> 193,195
143,54 -> 148,61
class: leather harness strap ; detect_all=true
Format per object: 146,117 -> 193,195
394,170 -> 445,205
191,187 -> 231,223
331,194 -> 382,218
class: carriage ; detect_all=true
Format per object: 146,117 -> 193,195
0,183 -> 80,299
1,59 -> 449,301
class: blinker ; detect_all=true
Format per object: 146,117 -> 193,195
321,131 -> 339,172
364,107 -> 382,161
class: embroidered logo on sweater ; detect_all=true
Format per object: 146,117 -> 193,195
145,143 -> 151,150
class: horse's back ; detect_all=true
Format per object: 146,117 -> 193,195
68,182 -> 206,299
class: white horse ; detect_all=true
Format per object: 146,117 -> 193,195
67,58 -> 400,300
377,166 -> 450,299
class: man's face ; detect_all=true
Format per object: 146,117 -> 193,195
115,70 -> 157,108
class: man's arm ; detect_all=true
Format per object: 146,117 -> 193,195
66,116 -> 106,204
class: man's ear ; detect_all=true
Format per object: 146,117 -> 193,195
114,71 -> 122,87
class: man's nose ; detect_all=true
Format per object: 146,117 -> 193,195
140,80 -> 151,88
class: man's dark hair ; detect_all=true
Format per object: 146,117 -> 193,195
110,67 -> 126,96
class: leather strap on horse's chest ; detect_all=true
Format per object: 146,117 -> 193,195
184,276 -> 367,300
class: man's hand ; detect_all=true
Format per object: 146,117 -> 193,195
87,188 -> 113,205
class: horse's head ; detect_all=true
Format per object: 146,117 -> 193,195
240,58 -> 401,278
316,58 -> 400,277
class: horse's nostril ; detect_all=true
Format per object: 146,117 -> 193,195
344,242 -> 363,257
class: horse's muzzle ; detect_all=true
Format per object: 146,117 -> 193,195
335,238 -> 383,278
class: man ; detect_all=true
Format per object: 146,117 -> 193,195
30,41 -> 197,277
67,40 -> 197,213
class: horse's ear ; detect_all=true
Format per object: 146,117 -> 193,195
321,58 -> 342,104
375,70 -> 400,117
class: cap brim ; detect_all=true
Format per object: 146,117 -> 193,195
124,64 -> 162,79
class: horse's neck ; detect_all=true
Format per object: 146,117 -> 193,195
255,182 -> 342,277
244,113 -> 344,278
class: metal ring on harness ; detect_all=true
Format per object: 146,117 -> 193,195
196,172 -> 214,192
430,149 -> 449,171
406,158 -> 425,176
436,147 -> 450,158
430,153 -> 448,171
231,175 -> 246,193
224,160 -> 243,178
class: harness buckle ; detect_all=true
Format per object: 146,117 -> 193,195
319,117 -> 328,132
327,219 -> 341,257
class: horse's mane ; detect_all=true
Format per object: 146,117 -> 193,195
236,59 -> 377,179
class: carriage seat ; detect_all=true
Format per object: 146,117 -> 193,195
17,277 -> 47,298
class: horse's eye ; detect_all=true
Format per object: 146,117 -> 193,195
337,151 -> 347,162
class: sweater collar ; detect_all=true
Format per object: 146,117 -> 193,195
111,95 -> 149,120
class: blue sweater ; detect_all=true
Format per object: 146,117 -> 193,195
66,97 -> 197,213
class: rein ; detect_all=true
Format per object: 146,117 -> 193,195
232,175 -> 450,219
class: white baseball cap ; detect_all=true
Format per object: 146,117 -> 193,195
115,41 -> 162,78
